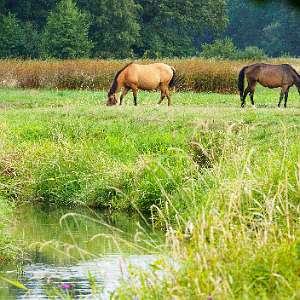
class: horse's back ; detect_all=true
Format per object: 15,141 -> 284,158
126,63 -> 173,90
137,63 -> 173,77
245,63 -> 293,88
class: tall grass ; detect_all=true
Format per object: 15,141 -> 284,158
0,87 -> 299,297
116,121 -> 300,299
1,58 -> 300,93
0,197 -> 16,265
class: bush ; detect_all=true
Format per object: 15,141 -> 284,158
239,46 -> 267,60
200,38 -> 240,60
200,38 -> 268,61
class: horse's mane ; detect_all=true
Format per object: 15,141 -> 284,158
108,62 -> 133,95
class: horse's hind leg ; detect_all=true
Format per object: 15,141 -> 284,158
158,94 -> 165,105
158,86 -> 166,105
158,85 -> 172,106
279,85 -> 290,108
241,85 -> 251,108
242,81 -> 256,108
249,82 -> 257,108
166,88 -> 172,106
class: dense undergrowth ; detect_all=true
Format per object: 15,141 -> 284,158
0,86 -> 299,298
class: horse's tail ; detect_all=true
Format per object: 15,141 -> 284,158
169,67 -> 176,88
238,66 -> 247,99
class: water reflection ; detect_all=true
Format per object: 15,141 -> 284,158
11,255 -> 157,299
0,207 -> 162,299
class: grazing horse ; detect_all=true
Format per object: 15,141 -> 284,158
238,63 -> 300,108
106,62 -> 176,106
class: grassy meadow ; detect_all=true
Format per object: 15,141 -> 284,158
0,71 -> 299,298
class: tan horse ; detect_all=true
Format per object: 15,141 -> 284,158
107,62 -> 176,106
238,63 -> 300,108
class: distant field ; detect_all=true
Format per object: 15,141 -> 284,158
1,58 -> 300,93
0,87 -> 299,298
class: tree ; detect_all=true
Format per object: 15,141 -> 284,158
0,13 -> 25,58
137,0 -> 228,58
225,0 -> 300,57
79,0 -> 141,58
42,0 -> 93,59
23,22 -> 42,58
2,0 -> 57,27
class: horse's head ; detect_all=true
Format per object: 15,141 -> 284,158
106,93 -> 118,106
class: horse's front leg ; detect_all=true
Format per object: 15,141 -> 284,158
278,90 -> 284,108
284,90 -> 289,108
120,87 -> 130,106
158,94 -> 165,105
132,88 -> 138,106
281,86 -> 290,108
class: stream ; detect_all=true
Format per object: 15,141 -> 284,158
0,207 -> 162,299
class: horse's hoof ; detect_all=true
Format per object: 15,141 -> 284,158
252,105 -> 257,109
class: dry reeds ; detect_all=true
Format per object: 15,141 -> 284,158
0,58 -> 299,93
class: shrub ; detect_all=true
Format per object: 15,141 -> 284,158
200,38 -> 240,60
239,46 -> 267,60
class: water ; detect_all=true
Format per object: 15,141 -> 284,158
0,207 -> 161,299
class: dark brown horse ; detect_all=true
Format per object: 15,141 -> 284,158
238,63 -> 300,108
107,62 -> 176,106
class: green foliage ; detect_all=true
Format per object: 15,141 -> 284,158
200,38 -> 240,59
0,0 -> 57,27
1,87 -> 300,297
0,196 -> 14,264
138,0 -> 228,58
226,0 -> 300,57
42,0 -> 93,59
200,39 -> 267,60
0,0 -> 300,58
89,0 -> 141,58
239,46 -> 267,60
0,13 -> 26,58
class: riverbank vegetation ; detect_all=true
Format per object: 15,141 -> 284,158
0,86 -> 299,299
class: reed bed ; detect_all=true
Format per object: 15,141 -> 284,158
1,58 -> 299,93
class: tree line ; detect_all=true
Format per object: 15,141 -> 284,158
0,0 -> 299,59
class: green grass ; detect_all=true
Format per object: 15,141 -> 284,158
0,86 -> 300,298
